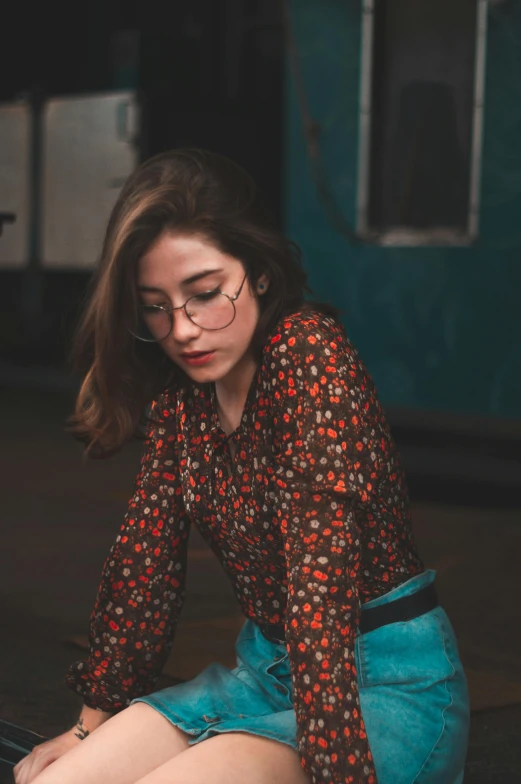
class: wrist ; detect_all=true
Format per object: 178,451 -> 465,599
72,704 -> 113,737
73,717 -> 91,741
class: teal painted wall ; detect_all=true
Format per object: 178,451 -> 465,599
285,1 -> 521,419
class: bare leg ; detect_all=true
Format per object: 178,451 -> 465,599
31,703 -> 190,784
135,732 -> 311,784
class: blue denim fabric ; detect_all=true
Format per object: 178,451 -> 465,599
134,625 -> 297,748
134,569 -> 469,783
355,570 -> 469,783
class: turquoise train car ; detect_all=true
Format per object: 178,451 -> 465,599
284,0 -> 521,431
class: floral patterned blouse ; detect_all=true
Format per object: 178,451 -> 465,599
67,309 -> 424,784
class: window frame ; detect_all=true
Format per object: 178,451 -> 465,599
355,0 -> 488,246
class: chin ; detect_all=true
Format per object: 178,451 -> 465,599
183,364 -> 228,384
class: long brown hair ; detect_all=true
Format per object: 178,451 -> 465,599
71,147 -> 332,457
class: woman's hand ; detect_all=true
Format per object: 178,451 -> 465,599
13,727 -> 82,784
13,706 -> 112,784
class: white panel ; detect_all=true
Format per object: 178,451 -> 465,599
0,102 -> 31,269
42,91 -> 139,269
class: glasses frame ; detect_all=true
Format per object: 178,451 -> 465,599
131,272 -> 249,343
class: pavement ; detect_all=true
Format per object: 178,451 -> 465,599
1,385 -> 520,783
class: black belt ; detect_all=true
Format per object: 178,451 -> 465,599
258,582 -> 439,643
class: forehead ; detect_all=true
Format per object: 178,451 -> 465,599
137,232 -> 239,287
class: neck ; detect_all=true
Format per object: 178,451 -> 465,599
214,352 -> 258,407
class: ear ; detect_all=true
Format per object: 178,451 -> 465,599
256,273 -> 270,295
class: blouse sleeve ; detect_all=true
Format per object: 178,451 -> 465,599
66,394 -> 191,712
270,315 -> 378,784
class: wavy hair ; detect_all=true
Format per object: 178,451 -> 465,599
71,147 -> 334,456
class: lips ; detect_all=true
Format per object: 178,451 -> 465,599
180,350 -> 216,367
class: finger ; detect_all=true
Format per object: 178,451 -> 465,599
25,753 -> 56,784
19,751 -> 48,784
22,756 -> 39,784
16,749 -> 41,779
14,756 -> 29,784
13,755 -> 29,784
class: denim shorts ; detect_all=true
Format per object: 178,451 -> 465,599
133,569 -> 469,783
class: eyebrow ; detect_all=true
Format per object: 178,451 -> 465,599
137,268 -> 224,292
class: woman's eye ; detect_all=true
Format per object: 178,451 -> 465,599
193,289 -> 221,302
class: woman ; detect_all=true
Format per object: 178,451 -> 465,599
14,149 -> 469,784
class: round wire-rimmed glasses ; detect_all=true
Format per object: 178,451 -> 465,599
130,272 -> 249,342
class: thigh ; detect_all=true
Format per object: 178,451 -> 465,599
135,732 -> 311,784
31,703 -> 190,784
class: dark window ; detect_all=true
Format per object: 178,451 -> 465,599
366,0 -> 479,237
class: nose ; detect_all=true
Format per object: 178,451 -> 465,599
169,306 -> 202,344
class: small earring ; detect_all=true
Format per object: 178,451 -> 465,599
259,284 -> 265,291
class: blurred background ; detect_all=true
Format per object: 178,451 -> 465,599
1,1 -> 520,782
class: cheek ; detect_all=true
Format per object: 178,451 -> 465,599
235,312 -> 259,347
237,295 -> 261,330
159,343 -> 181,366
217,297 -> 260,353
